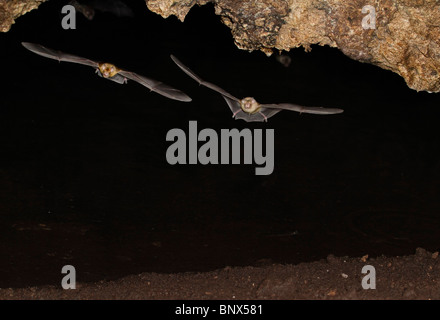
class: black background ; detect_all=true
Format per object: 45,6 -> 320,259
0,0 -> 440,288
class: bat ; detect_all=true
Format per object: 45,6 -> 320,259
68,0 -> 95,20
69,0 -> 134,21
275,53 -> 292,68
170,55 -> 344,122
89,0 -> 134,18
22,42 -> 191,102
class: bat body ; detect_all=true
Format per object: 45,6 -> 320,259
22,42 -> 191,102
275,53 -> 292,68
69,0 -> 95,20
69,0 -> 134,20
170,55 -> 343,122
90,0 -> 134,18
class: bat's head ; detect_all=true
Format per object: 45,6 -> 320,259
240,97 -> 261,114
80,5 -> 95,20
98,63 -> 121,78
70,0 -> 95,20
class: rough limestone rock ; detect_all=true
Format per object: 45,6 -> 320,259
0,0 -> 47,32
146,0 -> 440,93
1,0 -> 439,92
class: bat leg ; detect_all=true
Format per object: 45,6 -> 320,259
259,111 -> 268,122
232,109 -> 241,119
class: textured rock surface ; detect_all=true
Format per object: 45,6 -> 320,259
0,0 -> 47,32
146,0 -> 440,93
1,0 -> 439,92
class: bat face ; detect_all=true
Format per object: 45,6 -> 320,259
98,62 -> 121,78
222,96 -> 280,122
239,97 -> 261,114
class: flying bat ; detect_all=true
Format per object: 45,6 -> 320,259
22,42 -> 191,102
170,55 -> 343,122
68,0 -> 134,21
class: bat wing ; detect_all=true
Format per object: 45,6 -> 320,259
234,108 -> 283,122
22,42 -> 99,68
170,55 -> 240,102
222,95 -> 241,114
223,96 -> 282,122
262,103 -> 344,115
259,107 -> 283,120
118,70 -> 191,102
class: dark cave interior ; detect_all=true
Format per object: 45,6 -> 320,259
0,0 -> 440,288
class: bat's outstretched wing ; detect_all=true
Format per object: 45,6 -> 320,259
222,96 -> 243,118
262,103 -> 344,115
118,70 -> 192,102
170,55 -> 239,102
22,42 -> 99,68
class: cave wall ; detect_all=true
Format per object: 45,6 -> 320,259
146,0 -> 440,93
0,0 -> 47,33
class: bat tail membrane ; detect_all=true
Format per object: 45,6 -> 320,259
235,108 -> 282,122
234,112 -> 264,122
234,110 -> 275,123
260,107 -> 282,120
96,70 -> 127,84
